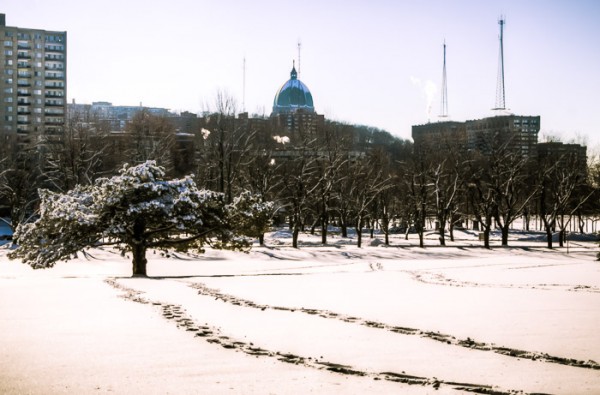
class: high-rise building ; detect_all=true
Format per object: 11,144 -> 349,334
466,115 -> 540,158
0,13 -> 67,150
412,120 -> 467,154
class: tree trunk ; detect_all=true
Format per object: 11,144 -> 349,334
321,213 -> 328,245
483,226 -> 491,249
438,223 -> 446,246
546,227 -> 553,249
258,233 -> 265,246
558,229 -> 565,247
356,217 -> 363,248
292,228 -> 299,248
131,243 -> 148,277
501,225 -> 509,246
131,218 -> 147,277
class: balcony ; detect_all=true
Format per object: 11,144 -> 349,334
44,74 -> 65,80
44,64 -> 64,70
44,91 -> 64,98
17,110 -> 31,115
44,54 -> 64,61
44,45 -> 65,52
17,53 -> 31,59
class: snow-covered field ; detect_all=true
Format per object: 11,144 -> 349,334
1,229 -> 599,394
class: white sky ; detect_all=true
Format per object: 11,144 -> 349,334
2,0 -> 600,148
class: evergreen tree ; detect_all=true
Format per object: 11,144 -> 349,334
9,161 -> 272,276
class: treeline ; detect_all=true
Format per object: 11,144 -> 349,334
1,107 -> 599,250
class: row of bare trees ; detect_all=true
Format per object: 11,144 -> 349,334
1,102 -> 599,250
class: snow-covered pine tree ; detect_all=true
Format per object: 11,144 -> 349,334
228,191 -> 275,246
9,161 -> 272,276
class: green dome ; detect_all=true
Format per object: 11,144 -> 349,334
272,65 -> 315,115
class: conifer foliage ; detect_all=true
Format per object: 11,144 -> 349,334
9,161 -> 273,276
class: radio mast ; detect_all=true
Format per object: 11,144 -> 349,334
439,40 -> 449,118
493,16 -> 507,110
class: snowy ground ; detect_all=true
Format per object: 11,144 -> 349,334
1,229 -> 599,394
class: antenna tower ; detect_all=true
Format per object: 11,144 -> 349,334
493,16 -> 506,110
297,39 -> 302,76
439,40 -> 448,118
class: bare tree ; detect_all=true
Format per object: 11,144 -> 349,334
0,147 -> 41,232
313,123 -> 351,244
278,138 -> 320,248
466,153 -> 496,249
399,154 -> 429,248
428,157 -> 461,246
125,110 -> 176,174
43,108 -> 111,192
349,151 -> 393,248
538,151 -> 593,248
491,147 -> 538,246
197,91 -> 257,203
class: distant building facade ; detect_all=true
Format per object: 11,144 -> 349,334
412,120 -> 467,154
537,141 -> 588,179
466,115 -> 540,158
68,101 -> 173,131
412,114 -> 540,158
0,13 -> 67,149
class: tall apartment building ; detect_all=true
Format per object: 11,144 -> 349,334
412,115 -> 540,159
0,13 -> 67,150
466,115 -> 540,158
411,120 -> 467,154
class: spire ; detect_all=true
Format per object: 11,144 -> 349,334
291,60 -> 297,80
